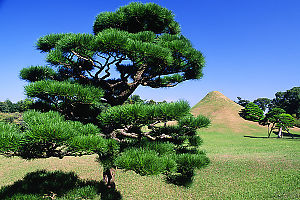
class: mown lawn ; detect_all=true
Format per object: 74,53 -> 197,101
0,124 -> 299,199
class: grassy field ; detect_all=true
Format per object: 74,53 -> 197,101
0,92 -> 299,199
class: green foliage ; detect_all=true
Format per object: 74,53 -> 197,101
253,98 -> 271,112
0,100 -> 17,113
96,100 -> 210,184
276,113 -> 295,128
263,107 -> 286,124
260,107 -> 295,137
14,99 -> 34,113
174,152 -> 210,172
115,148 -> 177,175
0,110 -> 116,159
294,118 -> 300,128
25,80 -> 104,122
93,2 -> 180,35
236,97 -> 250,107
139,140 -> 175,155
271,87 -> 300,118
20,66 -> 56,82
5,2 -> 210,188
25,80 -> 103,105
0,99 -> 33,113
0,122 -> 23,153
98,100 -> 190,131
240,102 -> 264,122
124,95 -> 144,104
26,2 -> 205,106
178,114 -> 211,129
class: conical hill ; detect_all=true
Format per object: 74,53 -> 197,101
191,91 -> 263,132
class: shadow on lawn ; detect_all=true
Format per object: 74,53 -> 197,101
0,170 -> 122,200
244,132 -> 300,139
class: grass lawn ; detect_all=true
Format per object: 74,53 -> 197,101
0,123 -> 299,199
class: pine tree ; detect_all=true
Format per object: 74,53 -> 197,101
0,2 -> 210,190
240,102 -> 264,122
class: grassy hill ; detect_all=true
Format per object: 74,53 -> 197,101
191,91 -> 267,133
0,91 -> 299,199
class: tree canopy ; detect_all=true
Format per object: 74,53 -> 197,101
260,108 -> 295,138
20,2 -> 205,107
240,102 -> 264,122
253,98 -> 271,112
270,87 -> 300,118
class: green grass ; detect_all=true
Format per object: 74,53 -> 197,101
195,125 -> 300,199
0,123 -> 299,199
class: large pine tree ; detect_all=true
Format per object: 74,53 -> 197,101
1,2 -> 210,191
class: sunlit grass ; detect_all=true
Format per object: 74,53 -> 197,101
0,123 -> 299,199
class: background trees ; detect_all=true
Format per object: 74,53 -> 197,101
238,86 -> 299,137
253,98 -> 271,112
237,87 -> 299,117
0,99 -> 33,113
260,108 -> 295,138
270,87 -> 300,118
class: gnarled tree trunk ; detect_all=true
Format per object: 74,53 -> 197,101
103,168 -> 116,189
278,126 -> 283,138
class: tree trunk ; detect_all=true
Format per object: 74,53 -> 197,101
269,123 -> 275,138
103,168 -> 116,189
278,126 -> 283,138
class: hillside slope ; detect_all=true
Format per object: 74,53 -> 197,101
191,91 -> 266,133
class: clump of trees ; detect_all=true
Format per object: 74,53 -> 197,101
260,108 -> 295,138
270,87 -> 300,118
0,2 -> 210,193
237,87 -> 300,118
238,87 -> 299,137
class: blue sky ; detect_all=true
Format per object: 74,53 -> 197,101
0,0 -> 299,106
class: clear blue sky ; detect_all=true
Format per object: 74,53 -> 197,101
0,0 -> 299,106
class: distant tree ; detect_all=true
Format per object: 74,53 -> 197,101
0,100 -> 17,113
0,102 -> 6,113
253,98 -> 271,112
124,95 -> 144,104
270,87 -> 300,118
15,99 -> 34,112
240,102 -> 264,122
236,97 -> 250,107
260,108 -> 295,138
146,99 -> 157,105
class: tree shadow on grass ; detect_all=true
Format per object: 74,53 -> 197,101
244,132 -> 300,139
0,170 -> 122,200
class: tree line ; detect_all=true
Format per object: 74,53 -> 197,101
0,99 -> 33,113
236,86 -> 300,118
